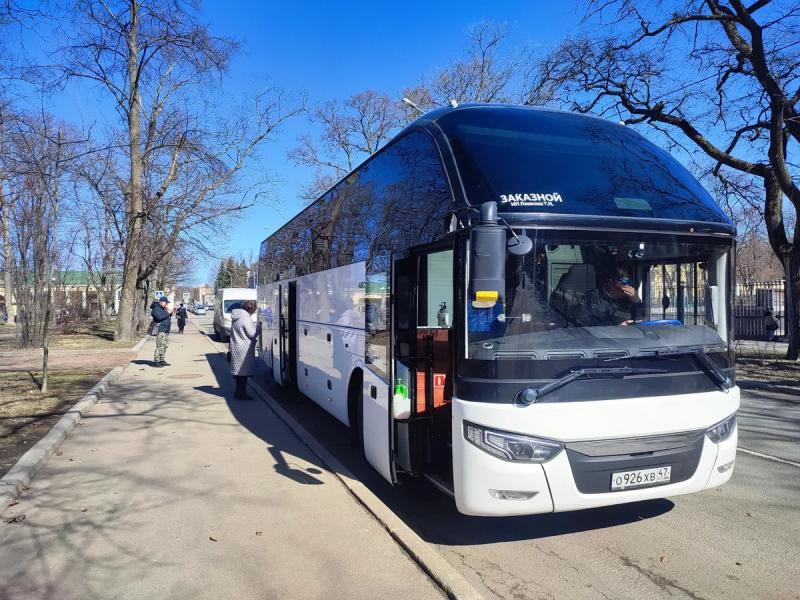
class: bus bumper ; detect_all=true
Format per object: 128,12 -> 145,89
451,389 -> 739,517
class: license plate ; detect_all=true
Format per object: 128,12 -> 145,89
611,466 -> 671,491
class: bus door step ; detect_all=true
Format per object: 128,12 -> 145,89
424,473 -> 455,498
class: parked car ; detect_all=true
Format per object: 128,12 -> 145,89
194,304 -> 207,315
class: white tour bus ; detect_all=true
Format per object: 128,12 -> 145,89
257,104 -> 738,517
213,287 -> 257,342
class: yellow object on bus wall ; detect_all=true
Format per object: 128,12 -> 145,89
474,290 -> 499,303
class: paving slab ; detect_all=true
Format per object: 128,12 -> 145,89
0,324 -> 443,600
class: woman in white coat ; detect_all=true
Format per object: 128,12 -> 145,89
229,300 -> 261,399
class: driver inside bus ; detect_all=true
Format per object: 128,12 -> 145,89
598,267 -> 644,325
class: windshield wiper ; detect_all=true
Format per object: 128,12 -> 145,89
604,349 -> 732,392
656,350 -> 732,392
520,367 -> 667,404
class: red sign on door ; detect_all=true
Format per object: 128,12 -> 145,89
433,374 -> 446,388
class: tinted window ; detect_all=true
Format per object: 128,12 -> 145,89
258,129 -> 453,379
259,131 -> 451,287
362,131 -> 453,378
436,108 -> 730,224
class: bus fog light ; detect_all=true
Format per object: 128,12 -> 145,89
717,460 -> 734,473
464,421 -> 563,463
489,489 -> 538,501
706,413 -> 736,443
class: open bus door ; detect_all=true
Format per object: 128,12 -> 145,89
277,281 -> 297,387
389,245 -> 455,483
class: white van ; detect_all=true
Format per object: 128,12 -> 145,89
213,287 -> 257,342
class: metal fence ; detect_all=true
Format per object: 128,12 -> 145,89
735,280 -> 786,340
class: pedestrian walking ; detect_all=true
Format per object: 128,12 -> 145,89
176,303 -> 188,334
150,297 -> 173,367
230,299 -> 261,399
764,307 -> 779,341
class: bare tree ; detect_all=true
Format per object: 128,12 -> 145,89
402,21 -> 538,119
290,90 -> 403,203
0,177 -> 12,321
58,0 -> 302,340
4,110 -> 87,390
530,0 -> 800,357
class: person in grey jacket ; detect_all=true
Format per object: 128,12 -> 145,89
230,300 -> 261,399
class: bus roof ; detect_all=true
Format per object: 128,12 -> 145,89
262,103 -> 733,247
423,104 -> 733,229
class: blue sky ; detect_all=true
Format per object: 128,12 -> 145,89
194,1 -> 583,283
14,1 -> 585,284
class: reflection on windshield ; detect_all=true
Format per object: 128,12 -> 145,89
466,232 -> 731,366
223,300 -> 246,313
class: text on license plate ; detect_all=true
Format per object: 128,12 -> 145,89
611,466 -> 671,490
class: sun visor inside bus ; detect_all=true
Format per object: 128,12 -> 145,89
470,206 -> 506,307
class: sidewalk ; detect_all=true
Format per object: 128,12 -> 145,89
0,323 -> 443,599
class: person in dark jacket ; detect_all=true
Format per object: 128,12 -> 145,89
597,267 -> 644,325
150,297 -> 173,367
176,303 -> 188,333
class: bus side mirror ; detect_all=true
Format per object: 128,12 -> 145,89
470,202 -> 505,307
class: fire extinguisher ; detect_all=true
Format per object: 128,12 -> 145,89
437,301 -> 450,327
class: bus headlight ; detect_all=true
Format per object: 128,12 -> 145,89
705,413 -> 736,443
464,421 -> 563,463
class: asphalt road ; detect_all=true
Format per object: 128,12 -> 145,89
196,313 -> 800,600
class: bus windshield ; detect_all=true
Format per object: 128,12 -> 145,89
462,231 -> 732,380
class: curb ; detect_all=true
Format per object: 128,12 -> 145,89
131,335 -> 148,353
247,379 -> 484,600
199,324 -> 483,600
0,366 -> 124,516
739,380 -> 800,398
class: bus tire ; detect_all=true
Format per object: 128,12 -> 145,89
347,369 -> 364,450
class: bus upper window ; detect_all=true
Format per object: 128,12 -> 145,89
437,108 -> 731,225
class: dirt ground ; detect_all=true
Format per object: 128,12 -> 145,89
0,349 -> 136,372
0,321 -> 140,476
737,359 -> 800,385
0,369 -> 110,477
0,320 -> 135,352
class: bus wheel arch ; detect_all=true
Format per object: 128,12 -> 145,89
347,368 -> 364,448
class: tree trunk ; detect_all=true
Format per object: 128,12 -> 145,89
115,0 -> 143,342
41,295 -> 51,393
98,274 -> 107,321
784,249 -> 800,360
1,187 -> 13,321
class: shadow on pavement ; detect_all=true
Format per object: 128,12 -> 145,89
0,343 -> 334,599
201,352 -> 325,486
242,361 -> 675,546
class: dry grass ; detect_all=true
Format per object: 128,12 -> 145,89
734,342 -> 787,362
0,319 -> 135,351
0,370 -> 105,419
737,360 -> 800,385
0,369 -> 109,475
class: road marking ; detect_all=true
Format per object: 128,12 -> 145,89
738,447 -> 800,468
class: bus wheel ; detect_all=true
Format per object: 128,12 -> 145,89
347,369 -> 363,451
